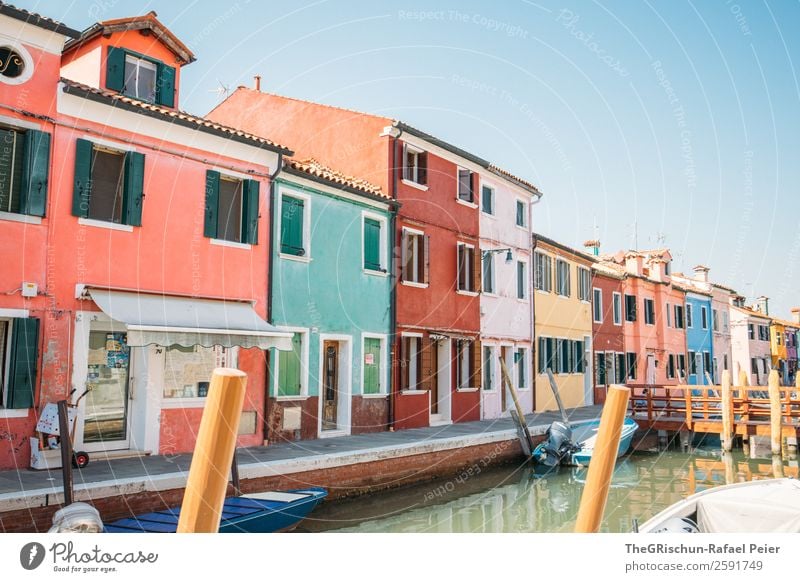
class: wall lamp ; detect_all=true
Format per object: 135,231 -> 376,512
482,248 -> 514,263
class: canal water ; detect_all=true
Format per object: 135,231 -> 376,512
300,447 -> 799,533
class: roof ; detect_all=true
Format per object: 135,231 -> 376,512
712,282 -> 738,293
486,164 -> 542,197
770,317 -> 799,330
592,260 -> 625,279
0,2 -> 80,37
533,234 -> 595,263
64,11 -> 195,64
60,78 -> 293,155
731,304 -> 772,321
281,158 -> 394,204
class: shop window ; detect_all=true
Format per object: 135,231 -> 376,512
163,345 -> 231,399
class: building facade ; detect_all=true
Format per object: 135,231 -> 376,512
730,301 -> 772,386
589,260 -> 625,404
710,284 -> 735,383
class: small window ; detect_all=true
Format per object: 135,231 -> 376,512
538,336 -> 557,374
688,351 -> 697,375
481,186 -> 494,215
722,311 -> 729,331
712,309 -> 719,332
516,348 -> 527,388
644,298 -> 655,325
123,54 -> 158,103
363,337 -> 383,395
279,194 -> 307,256
88,148 -> 125,223
625,294 -> 637,322
674,305 -> 684,329
612,293 -> 622,325
677,354 -> 687,379
403,145 -> 427,185
363,216 -> 385,272
482,252 -> 495,293
483,346 -> 494,390
402,336 -> 422,390
515,200 -> 527,227
516,261 -> 527,299
703,352 -> 711,377
556,259 -> 571,297
616,353 -> 626,384
748,324 -> 754,340
457,168 -> 474,203
205,171 -> 259,244
701,306 -> 708,330
666,303 -> 672,328
593,289 -> 603,323
0,47 -> 25,79
666,354 -> 675,379
626,352 -> 637,380
277,334 -> 303,396
686,304 -> 693,328
595,352 -> 607,386
217,177 -> 244,243
534,252 -> 552,292
457,243 -> 476,292
577,267 -> 591,302
573,340 -> 585,373
455,339 -> 474,389
402,230 -> 427,284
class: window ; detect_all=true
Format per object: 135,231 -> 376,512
106,47 -> 175,107
677,354 -> 687,380
72,139 -> 145,227
712,309 -> 719,332
688,351 -> 697,375
723,354 -> 729,371
401,336 -> 422,390
457,168 -> 474,202
0,317 -> 39,409
534,252 -> 552,292
666,303 -> 672,328
516,261 -> 527,299
537,336 -> 558,374
363,215 -> 386,273
644,298 -> 655,325
402,229 -> 428,284
515,200 -> 527,227
624,294 -> 637,322
686,304 -> 693,328
777,332 -> 782,346
674,305 -> 684,329
0,125 -> 49,217
164,345 -> 230,398
363,337 -> 383,395
482,252 -> 495,293
578,267 -> 591,302
455,340 -> 475,389
666,355 -> 676,379
616,353 -> 626,384
613,293 -> 622,325
751,357 -> 758,375
593,289 -> 603,323
403,144 -> 427,185
279,194 -> 307,255
556,259 -> 571,297
277,334 -> 303,397
748,324 -> 755,340
573,340 -> 585,373
595,352 -> 607,386
0,47 -> 24,79
758,325 -> 770,342
703,352 -> 711,378
481,185 -> 494,215
701,306 -> 709,330
722,311 -> 729,331
626,352 -> 637,381
483,346 -> 494,390
516,348 -> 527,389
457,243 -> 477,292
217,177 -> 244,243
558,339 -> 572,374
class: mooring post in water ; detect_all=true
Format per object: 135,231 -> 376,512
738,368 -> 749,387
574,384 -> 630,533
772,454 -> 785,479
768,370 -> 782,456
177,368 -> 247,533
57,400 -> 74,506
720,370 -> 733,452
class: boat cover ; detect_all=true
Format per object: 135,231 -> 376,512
697,479 -> 800,533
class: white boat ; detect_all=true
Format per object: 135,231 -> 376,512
639,478 -> 800,533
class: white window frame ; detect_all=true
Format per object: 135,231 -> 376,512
455,167 -> 477,207
360,333 -> 389,397
612,292 -> 622,326
361,211 -> 388,277
277,187 -> 312,263
482,343 -> 496,392
534,251 -> 553,293
701,305 -> 709,330
555,259 -> 571,297
456,242 -> 477,294
402,143 -> 427,187
686,303 -> 693,328
516,259 -> 528,301
593,288 -> 603,323
272,327 -> 310,401
401,226 -> 427,287
124,53 -> 158,102
577,266 -> 591,302
644,297 -> 655,326
514,198 -> 528,229
400,332 -> 424,392
482,250 -> 496,295
0,40 -> 34,86
0,314 -> 20,413
515,346 -> 529,391
481,185 -> 495,216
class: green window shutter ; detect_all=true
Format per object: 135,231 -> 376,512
122,151 -> 145,226
242,179 -> 260,244
278,334 -> 302,397
72,138 -> 93,218
363,338 -> 381,394
157,63 -> 176,107
363,218 -> 381,271
106,47 -> 126,92
7,318 -> 40,409
280,196 -> 305,255
204,170 -> 220,238
20,129 -> 50,217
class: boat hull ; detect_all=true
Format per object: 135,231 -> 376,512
532,417 -> 638,467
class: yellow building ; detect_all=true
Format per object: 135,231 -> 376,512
533,235 -> 594,410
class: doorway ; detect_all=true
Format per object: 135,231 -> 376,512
430,338 -> 451,425
321,340 -> 340,432
318,335 -> 351,437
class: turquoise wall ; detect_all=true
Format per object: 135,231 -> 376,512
270,178 -> 392,397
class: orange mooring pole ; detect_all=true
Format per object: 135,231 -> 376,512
574,384 -> 631,533
177,368 -> 247,533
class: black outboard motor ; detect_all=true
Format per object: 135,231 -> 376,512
534,421 -> 579,467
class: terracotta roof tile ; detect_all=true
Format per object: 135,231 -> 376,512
60,78 -> 292,154
0,2 -> 80,37
284,158 -> 389,199
487,164 -> 542,196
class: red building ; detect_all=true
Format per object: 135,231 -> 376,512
589,259 -> 626,404
207,91 -> 545,429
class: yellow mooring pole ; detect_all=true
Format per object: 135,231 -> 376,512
720,370 -> 733,452
768,370 -> 782,456
574,384 -> 630,533
177,368 -> 247,533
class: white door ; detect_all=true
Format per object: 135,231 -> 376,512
646,354 -> 656,386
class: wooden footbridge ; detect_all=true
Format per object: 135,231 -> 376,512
628,370 -> 800,452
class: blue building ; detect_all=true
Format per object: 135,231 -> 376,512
684,291 -> 714,385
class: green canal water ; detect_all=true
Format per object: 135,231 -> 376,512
300,447 -> 799,533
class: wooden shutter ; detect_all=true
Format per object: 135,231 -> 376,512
364,218 -> 381,270
471,246 -> 481,292
423,235 -> 430,284
122,151 -> 145,226
204,170 -> 220,238
417,152 -> 427,185
400,230 -> 409,281
471,339 -> 481,388
364,338 -> 381,394
21,129 -> 50,217
278,334 -> 302,396
7,318 -> 39,409
157,63 -> 176,107
106,47 -> 126,92
280,196 -> 305,255
400,337 -> 410,390
242,179 -> 260,244
72,138 -> 93,218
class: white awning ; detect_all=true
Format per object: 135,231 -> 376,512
85,288 -> 293,350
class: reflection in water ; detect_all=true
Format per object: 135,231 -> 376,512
302,450 -> 799,533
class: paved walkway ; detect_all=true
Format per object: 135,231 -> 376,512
0,406 -> 603,511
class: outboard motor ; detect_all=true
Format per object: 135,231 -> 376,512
534,421 -> 579,467
48,502 -> 103,533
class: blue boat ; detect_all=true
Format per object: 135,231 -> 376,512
104,488 -> 327,533
533,417 -> 638,467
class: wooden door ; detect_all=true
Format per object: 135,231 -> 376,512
322,341 -> 339,430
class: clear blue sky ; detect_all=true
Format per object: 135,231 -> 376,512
19,0 -> 800,317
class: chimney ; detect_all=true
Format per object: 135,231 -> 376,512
754,296 -> 769,315
693,264 -> 709,283
253,75 -> 262,92
583,240 -> 600,257
625,253 -> 643,276
792,307 -> 800,324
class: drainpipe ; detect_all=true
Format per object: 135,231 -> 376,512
388,132 -> 401,430
264,153 -> 283,444
529,195 -> 542,411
